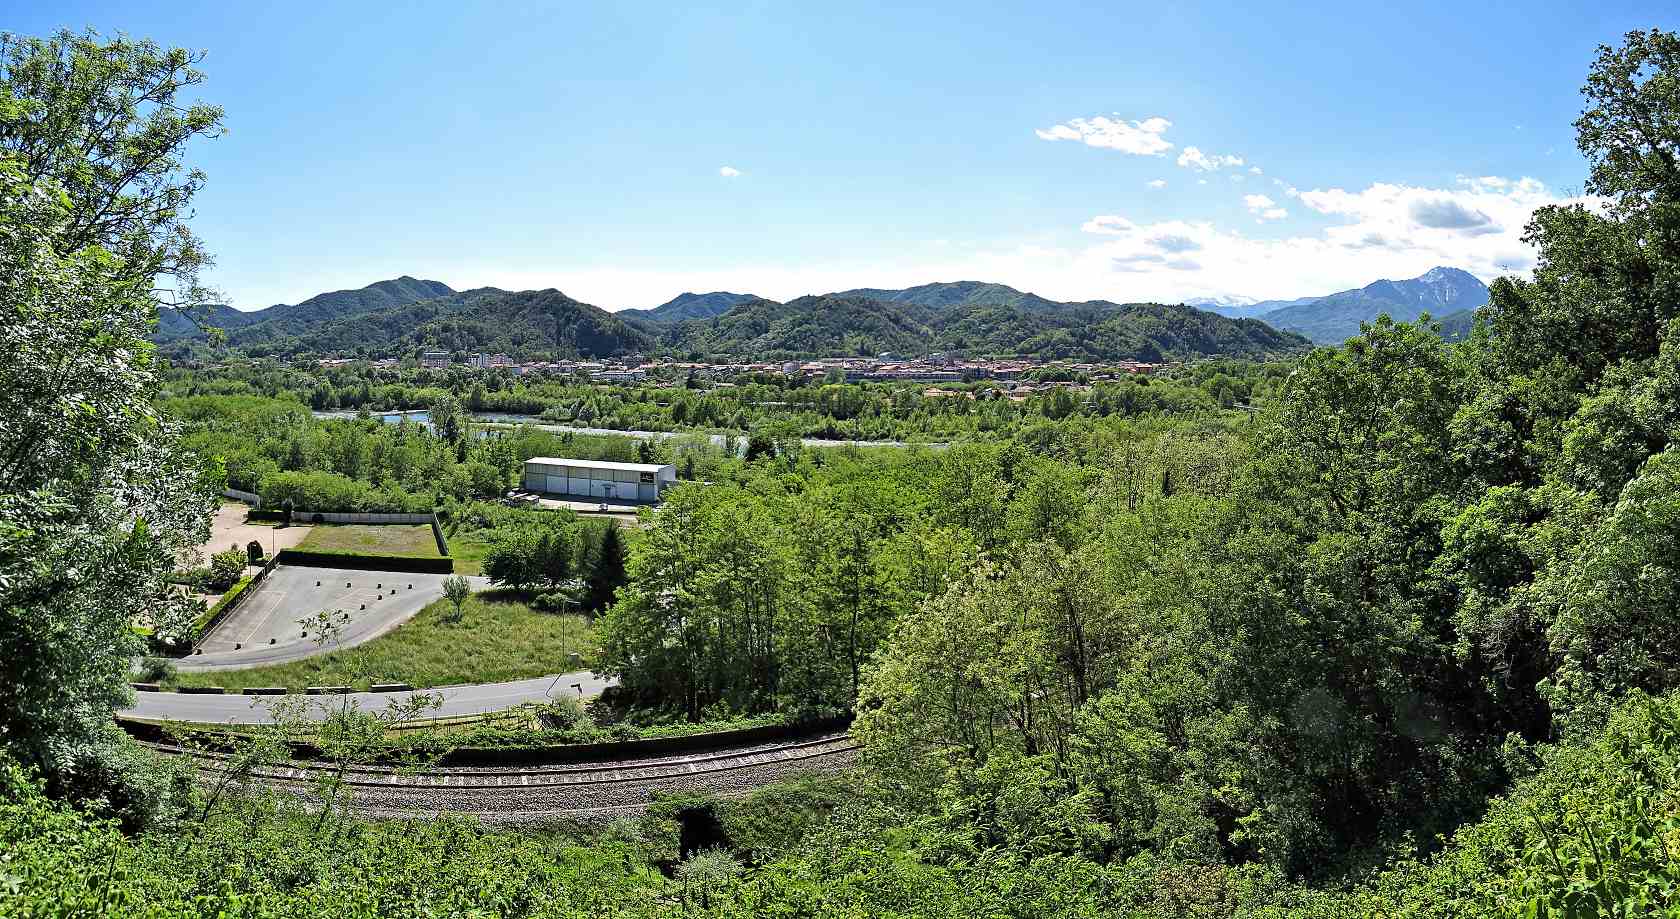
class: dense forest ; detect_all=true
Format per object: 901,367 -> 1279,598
165,356 -> 1278,445
5,24 -> 1680,919
657,293 -> 1311,362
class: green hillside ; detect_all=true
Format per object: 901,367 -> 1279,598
231,287 -> 655,359
159,277 -> 456,347
666,288 -> 1313,361
165,277 -> 1311,363
617,291 -> 756,323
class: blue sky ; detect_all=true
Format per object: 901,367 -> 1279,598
7,0 -> 1669,309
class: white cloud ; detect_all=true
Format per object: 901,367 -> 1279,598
1177,146 -> 1245,171
1243,194 -> 1287,221
1147,179 -> 1167,188
718,166 -> 742,177
1082,215 -> 1137,235
242,174 -> 1592,317
1249,166 -> 1263,175
1036,115 -> 1174,156
1040,175 -> 1596,303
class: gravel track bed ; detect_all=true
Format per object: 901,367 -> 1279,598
346,746 -> 859,824
159,735 -> 860,823
149,732 -> 846,776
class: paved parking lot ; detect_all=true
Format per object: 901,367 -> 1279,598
182,565 -> 487,671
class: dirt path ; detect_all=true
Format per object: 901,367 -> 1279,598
188,502 -> 312,565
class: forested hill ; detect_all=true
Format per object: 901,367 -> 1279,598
616,290 -> 756,322
829,280 -> 1064,312
161,276 -> 1310,362
1193,266 -> 1490,343
156,276 -> 454,343
662,287 -> 1312,361
225,288 -> 655,359
1260,266 -> 1488,343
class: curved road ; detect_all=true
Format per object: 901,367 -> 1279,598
123,670 -> 613,724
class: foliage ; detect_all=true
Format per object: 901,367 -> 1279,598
192,574 -> 253,638
207,547 -> 247,591
0,28 -> 223,302
441,574 -> 472,623
0,153 -> 212,827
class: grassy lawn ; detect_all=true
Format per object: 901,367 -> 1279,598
444,530 -> 494,575
168,591 -> 595,692
297,524 -> 441,558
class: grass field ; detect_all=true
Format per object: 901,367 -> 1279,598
168,591 -> 595,692
443,530 -> 494,575
296,524 -> 442,558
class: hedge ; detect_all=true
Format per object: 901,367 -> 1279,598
274,548 -> 454,574
192,575 -> 253,640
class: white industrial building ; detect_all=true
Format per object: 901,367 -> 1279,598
521,457 -> 677,503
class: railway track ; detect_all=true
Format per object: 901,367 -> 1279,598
144,733 -> 860,823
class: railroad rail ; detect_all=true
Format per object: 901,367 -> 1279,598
142,732 -> 859,822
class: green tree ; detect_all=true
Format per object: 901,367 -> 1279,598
441,575 -> 472,624
0,29 -> 224,304
584,521 -> 627,613
431,394 -> 464,444
538,529 -> 573,589
0,157 -> 213,825
482,527 -> 542,593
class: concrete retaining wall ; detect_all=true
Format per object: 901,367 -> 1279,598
221,487 -> 262,508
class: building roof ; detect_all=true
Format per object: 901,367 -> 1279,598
523,457 -> 673,473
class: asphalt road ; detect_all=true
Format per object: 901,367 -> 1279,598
182,566 -> 489,670
122,671 -> 615,725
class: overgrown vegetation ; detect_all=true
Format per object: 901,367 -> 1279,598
7,23 -> 1680,919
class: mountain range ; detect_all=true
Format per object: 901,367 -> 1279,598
156,279 -> 1312,364
1189,267 -> 1489,343
156,277 -> 455,344
616,291 -> 756,323
157,266 -> 1491,363
658,290 -> 1308,362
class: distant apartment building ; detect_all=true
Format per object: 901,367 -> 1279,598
419,350 -> 450,368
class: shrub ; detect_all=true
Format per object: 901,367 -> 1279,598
193,575 -> 253,638
135,658 -> 175,684
272,548 -> 453,574
532,590 -> 580,613
207,549 -> 246,591
441,575 -> 471,623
